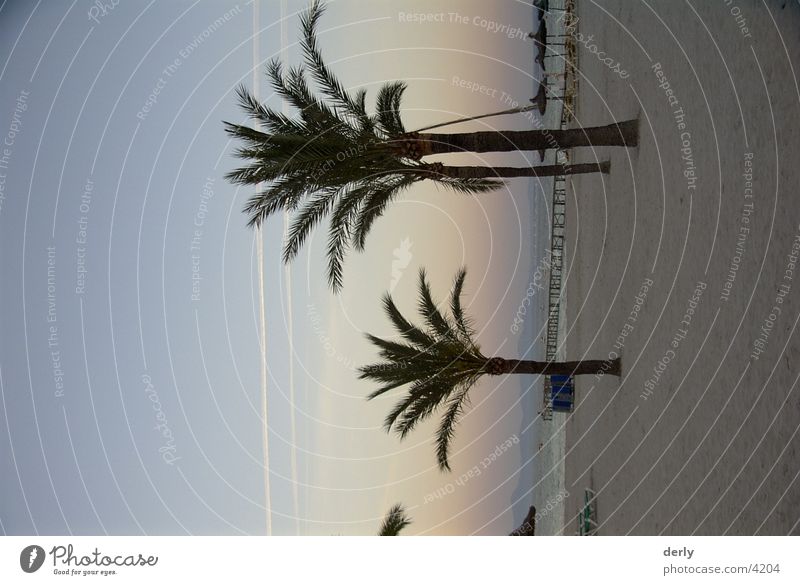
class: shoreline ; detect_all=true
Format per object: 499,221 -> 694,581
529,0 -> 578,536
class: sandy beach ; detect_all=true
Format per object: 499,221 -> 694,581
561,0 -> 800,535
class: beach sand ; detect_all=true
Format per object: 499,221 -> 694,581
561,0 -> 800,535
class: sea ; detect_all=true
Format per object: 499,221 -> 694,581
517,0 -> 570,536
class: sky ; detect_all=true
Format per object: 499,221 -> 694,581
0,0 -> 551,535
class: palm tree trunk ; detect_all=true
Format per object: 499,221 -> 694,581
418,119 -> 638,155
438,161 -> 609,179
489,356 -> 621,376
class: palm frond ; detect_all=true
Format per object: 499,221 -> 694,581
265,59 -> 340,134
435,384 -> 473,471
450,269 -> 476,345
361,268 -> 487,470
364,375 -> 415,401
224,163 -> 270,187
375,81 -> 407,137
364,334 -> 422,363
378,503 -> 411,536
417,269 -> 457,340
222,120 -> 271,147
435,176 -> 504,194
391,375 -> 464,437
242,173 -> 310,227
325,182 -> 370,291
233,84 -> 308,135
352,172 -> 419,251
381,294 -> 435,349
224,3 -> 513,290
282,188 -> 339,262
300,0 -> 372,132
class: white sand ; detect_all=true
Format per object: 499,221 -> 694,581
561,0 -> 800,535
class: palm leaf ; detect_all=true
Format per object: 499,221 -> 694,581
361,268 -> 487,470
364,334 -> 422,363
364,375 -> 416,401
392,378 -> 459,437
325,182 -> 369,290
435,176 -> 504,194
435,383 -> 473,472
300,0 -> 372,132
224,2 -> 519,290
378,504 -> 411,536
381,294 -> 435,349
352,172 -> 418,251
375,81 -> 407,137
241,173 -> 310,227
417,269 -> 457,340
385,377 -> 452,435
450,268 -> 476,345
233,84 -> 308,135
282,188 -> 339,262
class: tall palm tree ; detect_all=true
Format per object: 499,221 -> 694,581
360,268 -> 620,471
224,0 -> 636,290
377,503 -> 412,536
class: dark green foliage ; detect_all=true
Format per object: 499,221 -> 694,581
224,0 -> 501,291
378,503 -> 412,536
360,269 -> 490,471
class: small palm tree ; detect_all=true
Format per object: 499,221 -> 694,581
360,268 -> 620,471
509,506 -> 537,536
224,0 -> 636,290
377,503 -> 412,536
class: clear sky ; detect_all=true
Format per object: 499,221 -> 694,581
0,0 -> 549,535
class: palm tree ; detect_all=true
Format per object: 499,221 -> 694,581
224,0 -> 637,290
360,268 -> 620,471
377,503 -> 412,536
509,506 -> 537,536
